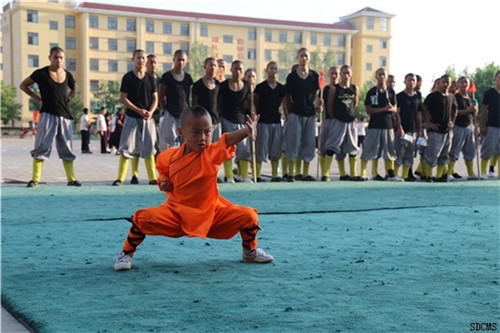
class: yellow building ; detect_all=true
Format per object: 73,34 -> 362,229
1,1 -> 394,127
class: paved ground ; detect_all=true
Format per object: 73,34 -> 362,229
0,135 -> 477,332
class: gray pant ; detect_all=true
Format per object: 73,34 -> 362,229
158,112 -> 182,152
360,128 -> 396,161
221,117 -> 251,163
119,116 -> 157,159
30,112 -> 76,161
322,118 -> 359,160
395,132 -> 416,167
284,113 -> 316,163
449,125 -> 476,162
256,122 -> 282,162
424,131 -> 451,167
480,126 -> 500,160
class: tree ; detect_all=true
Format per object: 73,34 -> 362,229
69,92 -> 84,126
355,81 -> 371,120
1,83 -> 22,126
186,41 -> 209,81
277,43 -> 299,82
92,81 -> 121,111
471,62 -> 500,106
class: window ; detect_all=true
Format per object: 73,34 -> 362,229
49,21 -> 58,30
223,35 -> 233,43
146,20 -> 154,33
163,42 -> 172,55
223,55 -> 233,63
180,23 -> 189,36
90,80 -> 99,93
126,61 -> 134,72
127,18 -> 136,32
89,15 -> 98,28
108,17 -> 117,30
379,56 -> 387,67
310,33 -> 317,45
65,15 -> 75,28
380,38 -> 388,49
90,59 -> 99,71
146,41 -> 154,53
248,28 -> 256,41
163,22 -> 172,34
28,55 -> 39,67
337,53 -> 345,65
338,35 -> 346,47
180,43 -> 189,55
380,18 -> 388,31
200,24 -> 208,37
65,37 -> 76,50
265,30 -> 272,42
279,31 -> 287,43
367,16 -> 374,30
27,32 -> 39,45
163,63 -> 172,72
247,48 -> 256,60
108,39 -> 118,51
66,58 -> 76,71
89,37 -> 99,50
126,40 -> 136,53
108,60 -> 118,72
265,49 -> 271,61
294,32 -> 302,44
366,63 -> 372,71
27,10 -> 38,23
323,35 -> 331,46
366,44 -> 373,53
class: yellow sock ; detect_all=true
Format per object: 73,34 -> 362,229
497,155 -> 500,176
287,160 -> 295,177
360,159 -> 368,177
465,160 -> 474,176
338,159 -> 347,177
422,161 -> 432,178
131,156 -> 140,178
303,162 -> 310,177
144,155 -> 156,181
62,160 -> 76,182
349,156 -> 358,177
32,158 -> 44,182
448,159 -> 456,175
118,155 -> 130,182
281,153 -> 288,176
319,155 -> 325,174
372,159 -> 379,177
402,165 -> 410,179
224,159 -> 234,179
384,160 -> 394,175
436,164 -> 445,178
481,158 -> 488,175
322,155 -> 334,177
394,165 -> 400,177
271,160 -> 279,178
240,160 -> 250,179
490,155 -> 497,168
295,157 -> 302,175
256,161 -> 262,178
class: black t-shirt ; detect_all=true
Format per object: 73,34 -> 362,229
30,66 -> 75,119
120,71 -> 157,119
333,84 -> 357,123
254,80 -> 286,124
423,91 -> 457,133
396,91 -> 422,133
482,88 -> 500,128
192,79 -> 220,123
285,70 -> 319,117
364,87 -> 397,129
159,71 -> 193,117
219,80 -> 251,124
454,93 -> 474,127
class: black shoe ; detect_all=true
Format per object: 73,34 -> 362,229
256,177 -> 264,183
435,175 -> 448,183
67,180 -> 82,186
271,177 -> 282,182
286,175 -> 295,182
131,176 -> 139,184
339,175 -> 350,181
302,175 -> 316,181
294,174 -> 303,181
27,180 -> 39,188
404,177 -> 416,182
321,176 -> 330,182
350,176 -> 365,181
149,180 -> 157,185
414,170 -> 421,177
452,173 -> 462,179
373,175 -> 386,181
112,180 -> 123,186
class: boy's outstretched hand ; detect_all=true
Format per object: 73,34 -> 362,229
246,112 -> 260,142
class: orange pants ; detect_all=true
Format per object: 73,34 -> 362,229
123,204 -> 260,255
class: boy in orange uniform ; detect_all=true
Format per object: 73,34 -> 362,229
114,106 -> 274,270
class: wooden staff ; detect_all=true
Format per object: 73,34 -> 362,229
250,83 -> 257,183
468,82 -> 481,178
316,69 -> 326,180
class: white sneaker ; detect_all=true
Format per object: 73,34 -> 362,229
224,177 -> 235,183
480,174 -> 489,180
447,174 -> 455,182
387,176 -> 404,182
114,251 -> 132,271
241,177 -> 253,183
467,174 -> 479,180
242,248 -> 274,263
487,171 -> 496,179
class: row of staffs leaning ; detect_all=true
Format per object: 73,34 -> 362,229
20,46 -> 500,187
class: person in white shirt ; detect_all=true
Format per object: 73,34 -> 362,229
97,107 -> 110,154
79,108 -> 92,153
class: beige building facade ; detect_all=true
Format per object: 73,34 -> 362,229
1,0 -> 394,127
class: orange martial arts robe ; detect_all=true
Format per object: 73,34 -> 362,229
130,134 -> 260,250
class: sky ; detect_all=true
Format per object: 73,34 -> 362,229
4,0 -> 497,93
